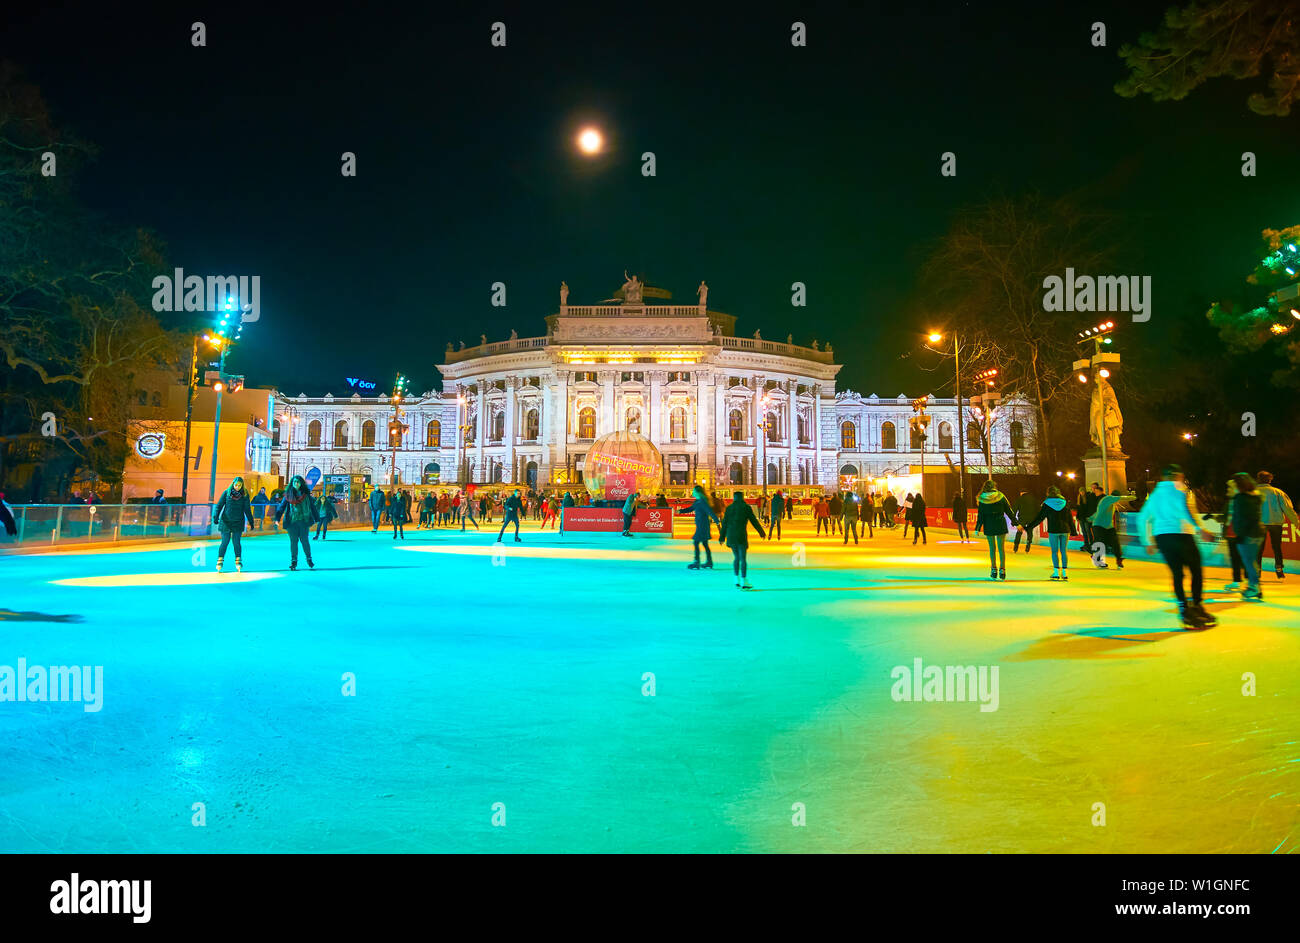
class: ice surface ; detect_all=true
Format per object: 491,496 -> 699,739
0,521 -> 1295,852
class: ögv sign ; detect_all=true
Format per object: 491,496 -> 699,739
345,377 -> 378,391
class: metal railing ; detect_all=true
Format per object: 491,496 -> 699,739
0,501 -> 380,550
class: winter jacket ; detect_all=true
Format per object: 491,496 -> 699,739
1023,496 -> 1077,535
504,494 -> 524,517
214,486 -> 255,534
882,495 -> 898,518
974,490 -> 1013,537
369,490 -> 386,511
1012,492 -> 1038,525
1230,492 -> 1263,541
0,499 -> 16,537
951,494 -> 966,519
677,497 -> 721,541
770,493 -> 785,518
840,495 -> 859,521
910,496 -> 927,526
720,499 -> 765,547
1081,491 -> 1101,521
622,494 -> 638,516
814,499 -> 830,518
1257,484 -> 1300,527
274,489 -> 320,526
252,492 -> 270,514
1089,494 -> 1129,529
1135,480 -> 1198,539
388,496 -> 409,524
318,496 -> 338,522
828,495 -> 842,516
562,494 -> 575,509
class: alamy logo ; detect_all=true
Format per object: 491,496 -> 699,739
1042,268 -> 1150,322
890,657 -> 999,712
151,267 -> 261,322
0,658 -> 103,712
50,873 -> 151,923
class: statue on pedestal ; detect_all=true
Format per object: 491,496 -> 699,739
509,329 -> 518,340
560,281 -> 568,307
480,334 -> 487,347
696,281 -> 708,306
622,270 -> 643,304
1089,374 -> 1123,452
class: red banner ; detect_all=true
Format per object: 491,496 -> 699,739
603,473 -> 637,501
632,507 -> 674,534
559,506 -> 675,535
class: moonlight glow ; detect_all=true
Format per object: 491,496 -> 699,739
577,127 -> 603,155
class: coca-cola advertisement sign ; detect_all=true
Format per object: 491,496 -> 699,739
634,508 -> 671,533
603,473 -> 637,501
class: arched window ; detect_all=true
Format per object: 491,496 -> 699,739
426,420 -> 441,447
1010,421 -> 1026,452
840,464 -> 859,477
766,463 -> 779,484
798,411 -> 810,444
938,422 -> 953,450
881,421 -> 896,450
729,461 -> 744,484
491,462 -> 503,483
307,420 -> 322,448
670,407 -> 686,440
362,420 -> 376,447
270,461 -> 280,478
424,462 -> 440,482
135,389 -> 148,406
150,391 -> 162,407
840,421 -> 856,450
626,407 -> 641,434
524,409 -> 539,440
967,422 -> 984,451
526,461 -> 538,489
334,420 -> 347,448
491,411 -> 505,442
578,407 -> 596,439
766,412 -> 780,442
729,409 -> 745,442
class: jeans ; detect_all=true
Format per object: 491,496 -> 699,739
731,545 -> 748,578
315,518 -> 330,538
768,515 -> 781,540
1048,532 -> 1068,570
693,538 -> 713,565
499,511 -> 521,540
816,517 -> 830,534
217,530 -> 243,559
985,534 -> 1005,569
1257,524 -> 1284,572
1078,519 -> 1093,552
1227,536 -> 1243,582
1238,536 -> 1262,592
371,508 -> 382,530
1154,533 -> 1202,608
286,522 -> 312,565
954,516 -> 969,540
1013,525 -> 1033,551
842,519 -> 858,544
621,512 -> 632,533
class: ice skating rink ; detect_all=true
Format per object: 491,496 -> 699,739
1,520 -> 1295,853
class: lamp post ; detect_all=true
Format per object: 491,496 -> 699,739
910,395 -> 930,499
282,404 -> 298,487
180,333 -> 199,505
387,374 -> 409,488
928,331 -> 967,502
968,368 -> 1000,484
205,297 -> 249,516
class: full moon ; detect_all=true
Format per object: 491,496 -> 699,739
577,127 -> 603,154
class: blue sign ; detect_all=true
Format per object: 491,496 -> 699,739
345,377 -> 378,391
305,466 -> 321,489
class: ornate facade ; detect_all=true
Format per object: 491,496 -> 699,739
267,280 -> 1037,491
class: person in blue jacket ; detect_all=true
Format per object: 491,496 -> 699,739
368,487 -> 386,533
720,491 -> 766,589
677,484 -> 722,569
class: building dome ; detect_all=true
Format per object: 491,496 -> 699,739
584,430 -> 663,499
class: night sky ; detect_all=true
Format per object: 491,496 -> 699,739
4,1 -> 1294,397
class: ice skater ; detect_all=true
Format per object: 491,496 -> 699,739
910,492 -> 927,545
497,488 -> 523,542
368,488 -> 386,532
678,484 -> 722,569
274,475 -> 320,570
1019,486 -> 1076,581
766,490 -> 784,540
841,491 -> 859,545
461,491 -> 481,531
1011,490 -> 1037,553
951,491 -> 969,541
213,476 -> 255,573
314,492 -> 337,539
389,489 -> 408,539
621,491 -> 639,537
1254,471 -> 1299,581
720,491 -> 765,589
1229,473 -> 1264,601
1136,464 -> 1217,628
974,480 -> 1013,581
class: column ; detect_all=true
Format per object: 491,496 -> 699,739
475,383 -> 485,483
505,375 -> 517,482
696,371 -> 710,475
714,374 -> 725,456
752,375 -> 764,484
787,380 -> 797,485
812,384 -> 822,486
648,371 -> 664,445
599,371 -> 615,436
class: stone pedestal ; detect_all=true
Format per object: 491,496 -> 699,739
1082,447 -> 1128,494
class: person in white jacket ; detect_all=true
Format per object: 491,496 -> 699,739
1253,471 -> 1298,580
1136,464 -> 1217,629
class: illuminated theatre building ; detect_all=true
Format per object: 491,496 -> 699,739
269,278 -> 1037,495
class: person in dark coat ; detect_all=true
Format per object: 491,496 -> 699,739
1012,490 -> 1038,553
841,491 -> 860,545
974,480 -> 1014,581
213,476 -> 255,572
389,489 -> 408,539
1230,472 -> 1265,600
368,487 -> 386,532
910,493 -> 928,544
273,475 -> 320,569
0,492 -> 18,537
859,492 -> 875,538
558,490 -> 574,535
827,492 -> 843,535
251,487 -> 269,530
767,490 -> 785,540
497,488 -> 524,542
951,491 -> 969,541
719,491 -> 765,589
882,492 -> 899,528
314,492 -> 338,540
620,491 -> 639,537
677,485 -> 722,569
1020,486 -> 1078,580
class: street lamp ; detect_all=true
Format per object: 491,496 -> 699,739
206,297 -> 254,511
926,330 -> 968,504
388,374 -> 409,487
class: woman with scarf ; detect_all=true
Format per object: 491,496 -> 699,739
974,480 -> 1014,581
1019,486 -> 1078,581
213,476 -> 255,573
274,475 -> 320,570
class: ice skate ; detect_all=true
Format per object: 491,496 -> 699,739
687,562 -> 700,569
235,558 -> 242,573
1192,604 -> 1217,627
998,567 -> 1006,581
215,558 -> 224,573
1224,581 -> 1241,592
